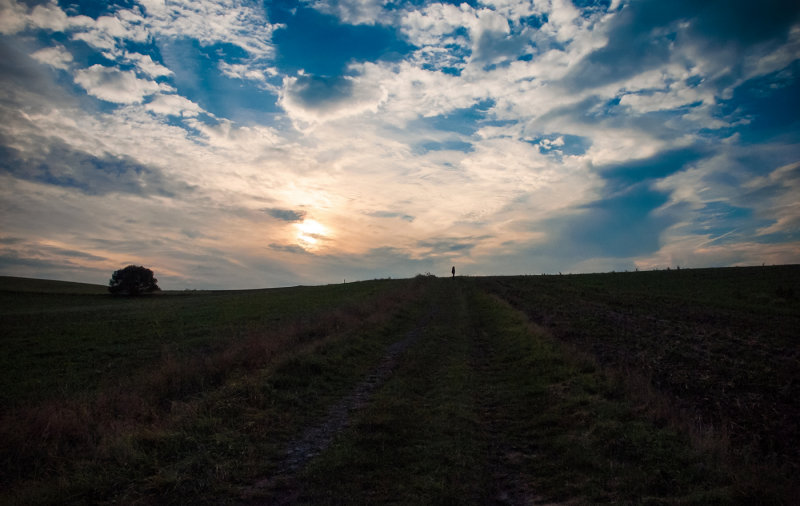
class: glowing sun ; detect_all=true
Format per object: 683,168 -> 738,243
295,219 -> 328,247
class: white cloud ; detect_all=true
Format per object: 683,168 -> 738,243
280,71 -> 389,126
635,233 -> 800,270
357,61 -> 482,124
543,0 -> 583,42
4,0 -> 280,89
70,13 -> 148,55
617,77 -> 713,115
400,3 -> 475,47
74,65 -> 163,104
309,0 -> 388,25
63,0 -> 279,60
0,0 -> 93,34
31,45 -> 74,70
145,93 -> 202,116
29,1 -> 72,32
0,0 -> 27,34
2,0 -> 799,287
539,136 -> 564,149
124,52 -> 172,78
218,61 -> 279,87
139,0 -> 278,59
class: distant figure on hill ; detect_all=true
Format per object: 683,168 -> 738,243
451,266 -> 455,278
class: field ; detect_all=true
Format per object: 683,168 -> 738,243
0,267 -> 798,504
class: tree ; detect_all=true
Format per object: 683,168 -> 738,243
108,265 -> 160,295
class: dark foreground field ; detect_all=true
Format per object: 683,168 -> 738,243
1,266 -> 798,504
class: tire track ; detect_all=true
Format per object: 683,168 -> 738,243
242,310 -> 432,504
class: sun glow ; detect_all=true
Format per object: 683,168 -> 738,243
295,219 -> 328,247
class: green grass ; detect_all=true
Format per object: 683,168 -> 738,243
522,264 -> 800,314
297,279 -> 488,504
0,276 -> 108,294
78,292 -> 430,505
480,265 -> 800,503
468,289 -> 732,504
294,280 -> 734,504
0,279 -> 403,406
1,269 -> 796,504
1,277 -> 428,504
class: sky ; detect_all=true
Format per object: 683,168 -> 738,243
0,0 -> 799,289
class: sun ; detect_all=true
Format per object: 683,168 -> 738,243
295,219 -> 328,247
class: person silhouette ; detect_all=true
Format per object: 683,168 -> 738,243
451,266 -> 455,278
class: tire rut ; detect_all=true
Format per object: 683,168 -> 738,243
241,312 -> 431,504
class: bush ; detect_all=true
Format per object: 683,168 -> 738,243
108,265 -> 160,295
415,272 -> 436,279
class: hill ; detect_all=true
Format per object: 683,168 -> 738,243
0,266 -> 798,504
0,275 -> 108,294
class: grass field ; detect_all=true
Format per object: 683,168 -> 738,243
1,266 -> 797,504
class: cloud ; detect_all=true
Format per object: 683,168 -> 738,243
309,0 -> 388,26
0,0 -> 798,288
0,0 -> 92,35
598,146 -> 708,192
2,0 -> 280,91
400,3 -> 475,47
74,64 -> 164,104
71,12 -> 149,54
145,93 -> 203,116
124,52 -> 172,78
218,61 -> 276,83
559,186 -> 676,258
685,0 -> 800,46
269,243 -> 309,255
635,236 -> 800,271
0,0 -> 27,34
417,236 -> 490,256
562,0 -> 800,95
280,72 -> 387,124
30,45 -> 73,70
138,0 -> 278,59
653,147 -> 800,249
264,208 -> 307,222
299,246 -> 442,282
0,134 -> 195,197
286,74 -> 353,107
366,211 -> 415,222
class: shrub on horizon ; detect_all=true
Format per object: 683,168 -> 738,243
108,265 -> 160,295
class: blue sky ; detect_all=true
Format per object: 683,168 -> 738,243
0,0 -> 798,288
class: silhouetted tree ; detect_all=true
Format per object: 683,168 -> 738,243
108,265 -> 160,295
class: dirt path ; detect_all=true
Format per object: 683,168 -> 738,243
241,311 -> 432,504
